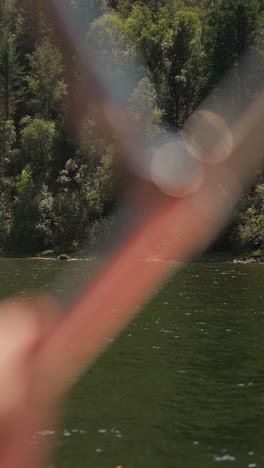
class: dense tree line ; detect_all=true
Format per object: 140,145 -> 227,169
0,0 -> 263,256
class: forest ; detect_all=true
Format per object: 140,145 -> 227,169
0,0 -> 263,258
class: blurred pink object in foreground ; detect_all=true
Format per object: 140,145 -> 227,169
0,1 -> 263,467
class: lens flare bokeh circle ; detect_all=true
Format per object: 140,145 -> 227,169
183,110 -> 233,165
151,136 -> 204,197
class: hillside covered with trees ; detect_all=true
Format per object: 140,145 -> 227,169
0,0 -> 263,257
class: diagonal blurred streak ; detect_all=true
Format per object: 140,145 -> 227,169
31,0 -> 264,432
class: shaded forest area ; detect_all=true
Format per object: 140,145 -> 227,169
0,0 -> 263,257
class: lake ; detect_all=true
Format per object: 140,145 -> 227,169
0,259 -> 263,468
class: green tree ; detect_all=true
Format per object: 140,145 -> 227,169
128,77 -> 164,141
0,0 -> 25,121
232,176 -> 264,251
26,41 -> 67,119
0,36 -> 22,119
7,165 -> 38,252
0,117 -> 16,161
53,118 -> 117,250
20,118 -> 56,180
125,4 -> 167,78
163,9 -> 204,125
0,119 -> 16,249
88,12 -> 140,100
35,183 -> 55,249
206,0 -> 261,88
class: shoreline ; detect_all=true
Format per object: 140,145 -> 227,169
0,254 -> 263,264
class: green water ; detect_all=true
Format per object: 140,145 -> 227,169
0,259 -> 264,468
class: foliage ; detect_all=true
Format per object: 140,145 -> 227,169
26,41 -> 67,119
0,0 -> 263,255
162,9 -> 205,125
20,119 -> 56,178
0,35 -> 24,119
205,0 -> 262,97
128,77 -> 164,141
232,176 -> 264,251
88,12 -> 140,100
